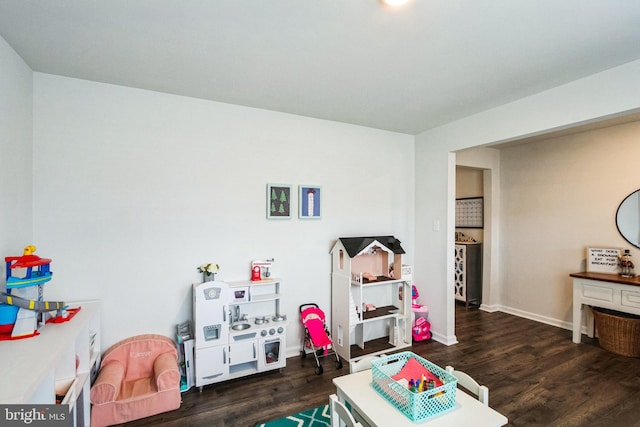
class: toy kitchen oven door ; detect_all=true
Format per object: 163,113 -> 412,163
258,325 -> 286,371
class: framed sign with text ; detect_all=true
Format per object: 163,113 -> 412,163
587,247 -> 621,273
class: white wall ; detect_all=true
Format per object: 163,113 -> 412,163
31,73 -> 415,353
499,121 -> 640,327
456,167 -> 483,200
0,36 -> 33,273
415,59 -> 640,344
6,31 -> 640,358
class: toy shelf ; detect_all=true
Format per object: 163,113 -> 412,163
237,293 -> 281,303
352,277 -> 407,286
361,305 -> 400,322
0,300 -> 100,427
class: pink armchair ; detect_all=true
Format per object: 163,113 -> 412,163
90,334 -> 181,427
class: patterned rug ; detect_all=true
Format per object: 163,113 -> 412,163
256,404 -> 330,427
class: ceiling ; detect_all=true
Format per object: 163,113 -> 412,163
1,1 -> 640,135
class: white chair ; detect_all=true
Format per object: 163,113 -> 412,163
349,355 -> 377,373
329,394 -> 363,427
348,354 -> 386,373
445,365 -> 489,406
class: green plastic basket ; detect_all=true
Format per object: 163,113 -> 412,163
370,352 -> 457,422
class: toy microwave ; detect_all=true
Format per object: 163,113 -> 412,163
232,286 -> 250,303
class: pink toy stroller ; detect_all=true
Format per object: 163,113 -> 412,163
299,303 -> 343,375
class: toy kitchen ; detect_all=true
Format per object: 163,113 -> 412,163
193,278 -> 287,389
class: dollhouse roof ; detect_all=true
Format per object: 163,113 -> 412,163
334,236 -> 405,258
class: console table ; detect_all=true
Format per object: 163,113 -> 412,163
570,272 -> 640,343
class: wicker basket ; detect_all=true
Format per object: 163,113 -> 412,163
592,307 -> 640,357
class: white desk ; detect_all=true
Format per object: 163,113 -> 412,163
570,272 -> 640,343
333,370 -> 508,427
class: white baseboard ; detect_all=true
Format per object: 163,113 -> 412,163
430,330 -> 458,346
495,304 -> 573,331
479,303 -> 500,313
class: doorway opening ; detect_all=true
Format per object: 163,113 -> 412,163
452,149 -> 500,333
454,166 -> 484,311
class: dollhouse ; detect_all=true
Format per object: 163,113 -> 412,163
330,236 -> 412,362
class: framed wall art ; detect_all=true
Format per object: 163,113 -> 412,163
267,184 -> 292,219
299,185 -> 321,219
455,197 -> 484,228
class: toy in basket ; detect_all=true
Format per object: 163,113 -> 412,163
299,303 -> 343,375
370,352 -> 457,422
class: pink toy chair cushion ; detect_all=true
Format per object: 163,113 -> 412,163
90,361 -> 125,404
90,334 -> 181,427
154,353 -> 181,391
101,333 -> 177,381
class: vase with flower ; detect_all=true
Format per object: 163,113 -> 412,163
197,263 -> 219,282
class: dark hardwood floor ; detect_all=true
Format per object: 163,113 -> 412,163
121,305 -> 640,427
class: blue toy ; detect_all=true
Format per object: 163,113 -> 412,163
0,245 -> 67,339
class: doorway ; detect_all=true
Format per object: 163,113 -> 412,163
455,166 -> 484,310
453,147 -> 501,326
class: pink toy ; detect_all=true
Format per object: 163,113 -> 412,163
302,307 -> 332,352
299,303 -> 343,375
90,334 -> 181,427
412,317 -> 431,341
410,284 -> 431,341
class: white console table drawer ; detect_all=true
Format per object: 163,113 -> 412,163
621,290 -> 640,309
571,272 -> 640,344
582,284 -> 614,303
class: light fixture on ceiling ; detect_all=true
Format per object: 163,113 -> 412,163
381,0 -> 409,6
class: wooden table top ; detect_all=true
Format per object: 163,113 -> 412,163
570,271 -> 640,286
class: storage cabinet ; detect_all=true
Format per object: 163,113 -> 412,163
330,236 -> 412,362
454,243 -> 482,307
176,321 -> 195,392
0,300 -> 100,427
177,338 -> 195,392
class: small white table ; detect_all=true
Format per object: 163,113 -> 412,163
333,370 -> 508,427
570,272 -> 640,343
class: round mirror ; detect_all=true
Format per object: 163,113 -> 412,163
616,189 -> 640,249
